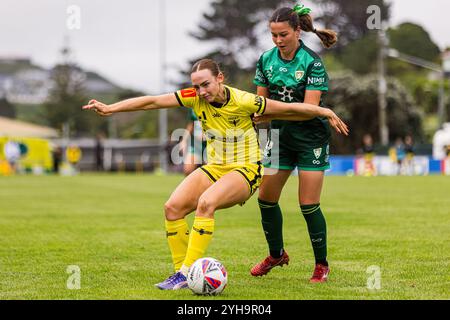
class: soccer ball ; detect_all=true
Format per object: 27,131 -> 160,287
187,257 -> 228,295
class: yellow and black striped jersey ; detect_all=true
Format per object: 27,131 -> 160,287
175,85 -> 266,165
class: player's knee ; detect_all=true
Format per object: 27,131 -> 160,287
258,188 -> 280,203
196,196 -> 215,217
164,201 -> 183,221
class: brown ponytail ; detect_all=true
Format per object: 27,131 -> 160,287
298,14 -> 337,49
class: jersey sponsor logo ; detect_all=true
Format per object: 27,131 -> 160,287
279,67 -> 288,72
308,77 -> 326,85
180,88 -> 197,98
313,148 -> 322,159
255,69 -> 267,84
312,160 -> 321,165
314,62 -> 322,67
212,113 -> 221,118
295,70 -> 304,81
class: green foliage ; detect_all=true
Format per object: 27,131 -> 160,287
315,0 -> 390,49
325,71 -> 423,153
338,32 -> 378,74
0,98 -> 16,118
389,23 -> 441,63
321,53 -> 345,73
41,64 -> 89,136
119,110 -> 158,139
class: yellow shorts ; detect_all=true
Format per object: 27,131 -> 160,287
200,162 -> 263,196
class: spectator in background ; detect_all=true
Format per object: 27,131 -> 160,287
403,135 -> 415,175
95,133 -> 105,171
52,145 -> 62,174
361,133 -> 376,176
390,137 -> 406,175
4,140 -> 21,173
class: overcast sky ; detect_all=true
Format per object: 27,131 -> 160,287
1,0 -> 449,94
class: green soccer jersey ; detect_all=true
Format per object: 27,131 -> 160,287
254,41 -> 331,148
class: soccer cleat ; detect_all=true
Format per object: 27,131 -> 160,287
155,272 -> 188,290
250,251 -> 290,277
310,264 -> 330,283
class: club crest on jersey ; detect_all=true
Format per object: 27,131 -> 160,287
313,148 -> 322,159
295,70 -> 305,81
228,116 -> 240,126
180,88 -> 197,98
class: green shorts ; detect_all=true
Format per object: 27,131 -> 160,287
263,141 -> 330,171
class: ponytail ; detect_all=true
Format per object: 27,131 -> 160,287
298,10 -> 338,49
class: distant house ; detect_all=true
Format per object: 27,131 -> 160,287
0,57 -> 124,105
0,116 -> 58,138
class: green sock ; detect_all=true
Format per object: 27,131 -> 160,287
258,199 -> 284,258
300,204 -> 328,265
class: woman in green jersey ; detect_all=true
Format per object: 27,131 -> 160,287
251,3 -> 340,283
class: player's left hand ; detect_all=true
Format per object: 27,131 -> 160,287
325,109 -> 349,136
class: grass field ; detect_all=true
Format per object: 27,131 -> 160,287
0,174 -> 449,300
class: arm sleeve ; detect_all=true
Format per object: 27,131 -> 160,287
175,88 -> 197,108
241,91 -> 267,115
305,59 -> 329,91
253,55 -> 269,87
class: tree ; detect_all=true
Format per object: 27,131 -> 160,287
0,98 -> 16,118
315,0 -> 390,50
336,32 -> 378,74
330,22 -> 442,76
325,71 -> 423,154
41,63 -> 88,136
183,0 -> 295,89
389,23 -> 441,63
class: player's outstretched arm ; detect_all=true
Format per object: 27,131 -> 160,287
258,99 -> 349,136
82,93 -> 179,116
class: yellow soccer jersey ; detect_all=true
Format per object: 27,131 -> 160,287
175,86 -> 267,165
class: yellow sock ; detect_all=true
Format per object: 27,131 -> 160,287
165,219 -> 190,272
182,216 -> 215,269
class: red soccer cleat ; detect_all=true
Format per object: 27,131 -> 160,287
250,251 -> 290,277
310,263 -> 330,283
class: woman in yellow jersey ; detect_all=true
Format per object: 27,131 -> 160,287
82,59 -> 348,290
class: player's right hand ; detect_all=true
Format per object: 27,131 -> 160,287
82,100 -> 113,116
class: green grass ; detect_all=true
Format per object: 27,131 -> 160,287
0,174 -> 449,300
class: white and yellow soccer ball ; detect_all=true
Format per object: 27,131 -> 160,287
187,257 -> 228,295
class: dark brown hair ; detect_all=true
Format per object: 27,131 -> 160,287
191,59 -> 222,76
270,7 -> 338,49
